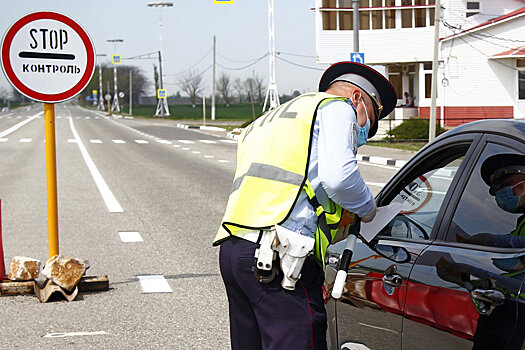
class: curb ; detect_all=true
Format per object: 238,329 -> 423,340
175,124 -> 406,168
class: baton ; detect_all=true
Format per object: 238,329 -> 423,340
331,216 -> 361,299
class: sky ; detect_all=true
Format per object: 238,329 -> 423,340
0,0 -> 330,99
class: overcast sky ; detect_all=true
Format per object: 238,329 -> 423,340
1,0 -> 330,98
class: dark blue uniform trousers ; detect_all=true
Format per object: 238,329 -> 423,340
219,236 -> 328,350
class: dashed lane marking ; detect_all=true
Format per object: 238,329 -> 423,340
44,331 -> 108,338
218,160 -> 229,163
90,139 -> 102,144
112,140 -> 126,144
204,155 -> 214,158
0,138 -> 7,142
156,140 -> 172,144
118,231 -> 143,242
137,275 -> 172,293
178,140 -> 194,144
199,140 -> 217,144
19,138 -> 32,143
135,140 -> 149,144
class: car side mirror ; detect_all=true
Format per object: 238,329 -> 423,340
374,243 -> 411,263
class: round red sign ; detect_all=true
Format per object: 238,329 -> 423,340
1,12 -> 95,103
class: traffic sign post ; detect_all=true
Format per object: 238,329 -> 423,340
1,12 -> 95,258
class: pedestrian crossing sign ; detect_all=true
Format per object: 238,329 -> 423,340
112,55 -> 121,64
157,89 -> 167,99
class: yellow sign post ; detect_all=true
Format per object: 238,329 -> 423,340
44,103 -> 59,258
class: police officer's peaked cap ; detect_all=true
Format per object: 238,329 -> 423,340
480,153 -> 525,195
319,62 -> 397,138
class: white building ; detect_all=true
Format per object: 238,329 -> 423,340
314,0 -> 525,128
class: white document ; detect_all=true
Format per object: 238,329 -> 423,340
360,202 -> 403,242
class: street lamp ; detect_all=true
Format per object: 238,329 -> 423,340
96,54 -> 107,110
147,2 -> 173,118
106,38 -> 124,113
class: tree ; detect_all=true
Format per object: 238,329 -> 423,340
217,72 -> 233,106
251,71 -> 266,104
80,63 -> 148,106
233,77 -> 244,103
178,70 -> 205,107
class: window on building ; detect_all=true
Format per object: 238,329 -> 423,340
360,0 -> 371,30
388,65 -> 403,98
466,1 -> 480,18
319,0 -> 436,31
519,71 -> 525,100
339,0 -> 353,30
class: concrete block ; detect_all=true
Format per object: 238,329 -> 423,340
8,256 -> 40,281
42,254 -> 87,292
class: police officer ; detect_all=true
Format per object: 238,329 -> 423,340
214,62 -> 397,350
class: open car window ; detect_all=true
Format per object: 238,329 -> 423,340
377,144 -> 471,240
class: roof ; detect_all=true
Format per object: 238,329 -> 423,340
442,6 -> 525,42
442,119 -> 525,140
490,45 -> 525,59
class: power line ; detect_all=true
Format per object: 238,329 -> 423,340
168,47 -> 213,76
216,53 -> 269,71
217,51 -> 268,63
276,51 -> 316,58
275,56 -> 325,71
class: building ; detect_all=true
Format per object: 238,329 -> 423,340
314,0 -> 525,131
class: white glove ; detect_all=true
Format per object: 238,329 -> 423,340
361,199 -> 377,223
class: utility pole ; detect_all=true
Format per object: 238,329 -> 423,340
429,0 -> 441,141
353,0 -> 360,52
129,69 -> 133,115
148,2 -> 172,118
263,0 -> 279,112
212,35 -> 216,121
107,39 -> 123,113
96,54 -> 106,110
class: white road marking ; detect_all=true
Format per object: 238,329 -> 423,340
204,155 -> 214,158
365,182 -> 386,188
357,160 -> 399,170
137,275 -> 172,293
90,139 -> 102,144
182,147 -> 190,150
135,140 -> 149,144
112,140 -> 125,144
118,231 -> 143,242
199,140 -> 216,144
218,160 -> 229,163
192,151 -> 201,154
19,138 -> 32,143
68,117 -> 124,213
178,140 -> 194,144
157,140 -> 172,144
220,139 -> 237,144
44,331 -> 108,338
0,113 -> 40,138
0,138 -> 8,142
172,144 -> 180,148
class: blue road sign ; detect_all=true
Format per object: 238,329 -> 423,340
350,52 -> 365,64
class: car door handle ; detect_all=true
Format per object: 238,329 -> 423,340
471,289 -> 505,305
382,273 -> 403,288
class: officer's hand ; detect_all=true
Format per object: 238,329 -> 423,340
361,200 -> 377,223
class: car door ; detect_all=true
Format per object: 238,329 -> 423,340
402,135 -> 525,350
326,134 -> 479,350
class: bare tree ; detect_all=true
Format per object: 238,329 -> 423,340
233,77 -> 244,103
178,70 -> 205,107
217,72 -> 233,106
244,77 -> 257,119
251,71 -> 266,104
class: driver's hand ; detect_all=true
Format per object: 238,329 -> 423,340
362,200 -> 377,223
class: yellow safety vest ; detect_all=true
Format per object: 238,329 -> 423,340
213,92 -> 346,264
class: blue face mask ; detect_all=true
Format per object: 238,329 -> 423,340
356,98 -> 370,148
495,180 -> 524,213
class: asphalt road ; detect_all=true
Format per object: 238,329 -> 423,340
0,102 -> 400,349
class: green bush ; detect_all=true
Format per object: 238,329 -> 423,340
388,118 -> 446,140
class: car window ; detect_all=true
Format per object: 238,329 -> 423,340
446,143 -> 525,248
378,144 -> 471,240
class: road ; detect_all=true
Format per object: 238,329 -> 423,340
0,102 -> 400,349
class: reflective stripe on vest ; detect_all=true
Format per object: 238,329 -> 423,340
214,92 -> 346,261
510,216 -> 525,236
